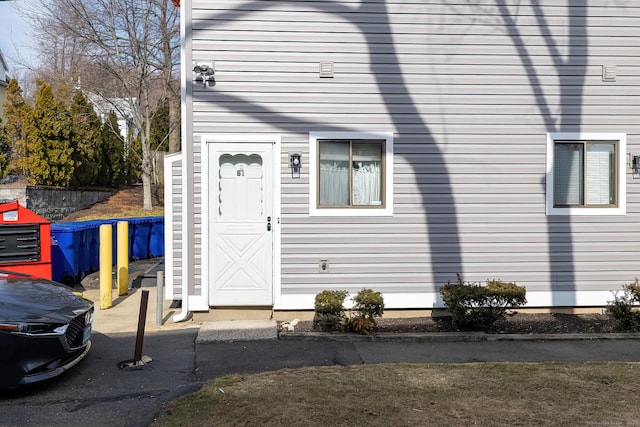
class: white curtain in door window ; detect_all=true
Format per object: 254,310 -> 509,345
218,154 -> 264,219
586,143 -> 614,205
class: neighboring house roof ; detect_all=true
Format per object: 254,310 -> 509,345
85,92 -> 134,120
84,91 -> 135,141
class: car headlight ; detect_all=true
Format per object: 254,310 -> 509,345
0,322 -> 65,334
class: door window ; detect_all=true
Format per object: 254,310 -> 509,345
218,154 -> 264,220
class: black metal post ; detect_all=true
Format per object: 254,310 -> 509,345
134,290 -> 149,362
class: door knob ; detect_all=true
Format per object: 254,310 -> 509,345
267,216 -> 272,231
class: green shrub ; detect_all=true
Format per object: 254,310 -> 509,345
313,290 -> 348,332
440,275 -> 527,331
606,279 -> 640,331
346,288 -> 385,335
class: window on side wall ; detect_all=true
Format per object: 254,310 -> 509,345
310,132 -> 393,216
546,133 -> 626,216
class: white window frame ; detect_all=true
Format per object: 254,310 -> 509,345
309,131 -> 394,217
546,132 -> 626,216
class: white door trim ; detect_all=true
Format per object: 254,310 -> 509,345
202,134 -> 281,307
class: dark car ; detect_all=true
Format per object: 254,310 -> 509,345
0,270 -> 93,388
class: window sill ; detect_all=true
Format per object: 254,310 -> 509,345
547,206 -> 625,216
310,207 -> 394,217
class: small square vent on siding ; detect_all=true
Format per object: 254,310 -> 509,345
319,61 -> 334,78
602,65 -> 617,82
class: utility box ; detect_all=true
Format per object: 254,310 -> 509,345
0,200 -> 52,280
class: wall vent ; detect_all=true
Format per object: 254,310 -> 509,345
602,65 -> 617,82
319,62 -> 334,78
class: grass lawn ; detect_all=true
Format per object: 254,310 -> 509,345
152,362 -> 640,426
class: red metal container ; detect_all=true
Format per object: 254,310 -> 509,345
0,200 -> 52,280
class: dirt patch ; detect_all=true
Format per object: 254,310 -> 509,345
61,184 -> 164,221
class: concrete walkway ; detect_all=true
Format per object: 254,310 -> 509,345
80,259 -> 277,340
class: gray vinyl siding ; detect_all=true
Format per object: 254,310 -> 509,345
191,0 -> 640,307
164,153 -> 182,299
165,151 -> 204,301
192,146 -> 203,300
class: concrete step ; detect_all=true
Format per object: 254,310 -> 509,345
196,320 -> 278,343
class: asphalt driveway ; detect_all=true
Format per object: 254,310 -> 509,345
3,329 -> 640,427
0,330 -> 199,427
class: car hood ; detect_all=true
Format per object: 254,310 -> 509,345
0,277 -> 92,323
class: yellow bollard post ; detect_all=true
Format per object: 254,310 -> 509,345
99,224 -> 113,310
117,221 -> 129,296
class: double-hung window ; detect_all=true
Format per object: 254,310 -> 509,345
310,132 -> 394,216
546,133 -> 626,215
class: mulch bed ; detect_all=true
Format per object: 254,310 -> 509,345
287,313 -> 623,334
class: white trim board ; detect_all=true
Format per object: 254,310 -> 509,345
546,132 -> 627,216
201,134 -> 282,309
309,131 -> 394,217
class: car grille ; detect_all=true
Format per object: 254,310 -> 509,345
65,309 -> 91,347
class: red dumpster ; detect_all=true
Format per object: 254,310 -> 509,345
0,200 -> 52,280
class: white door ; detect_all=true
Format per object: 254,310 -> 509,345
209,143 -> 274,306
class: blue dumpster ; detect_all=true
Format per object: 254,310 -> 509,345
51,216 -> 162,284
95,219 -> 122,265
76,222 -> 92,278
148,216 -> 164,257
130,218 -> 151,261
51,223 -> 81,285
86,220 -> 104,272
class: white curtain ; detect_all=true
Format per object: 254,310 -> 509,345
319,162 -> 381,206
353,162 -> 381,205
319,141 -> 382,206
319,162 -> 349,205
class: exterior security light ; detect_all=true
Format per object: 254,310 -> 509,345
290,153 -> 301,178
193,62 -> 215,88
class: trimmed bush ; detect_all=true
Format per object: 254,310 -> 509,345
313,290 -> 348,332
606,279 -> 640,331
346,288 -> 385,335
440,275 -> 527,331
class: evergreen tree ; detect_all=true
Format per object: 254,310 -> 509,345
125,133 -> 142,185
0,123 -> 10,180
150,100 -> 170,153
97,112 -> 127,187
23,82 -> 75,186
69,91 -> 101,186
2,79 -> 32,178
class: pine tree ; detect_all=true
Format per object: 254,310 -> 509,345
69,91 -> 101,186
125,133 -> 142,185
2,79 -> 32,178
23,82 -> 75,186
0,123 -> 10,180
97,111 -> 127,187
150,100 -> 170,152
